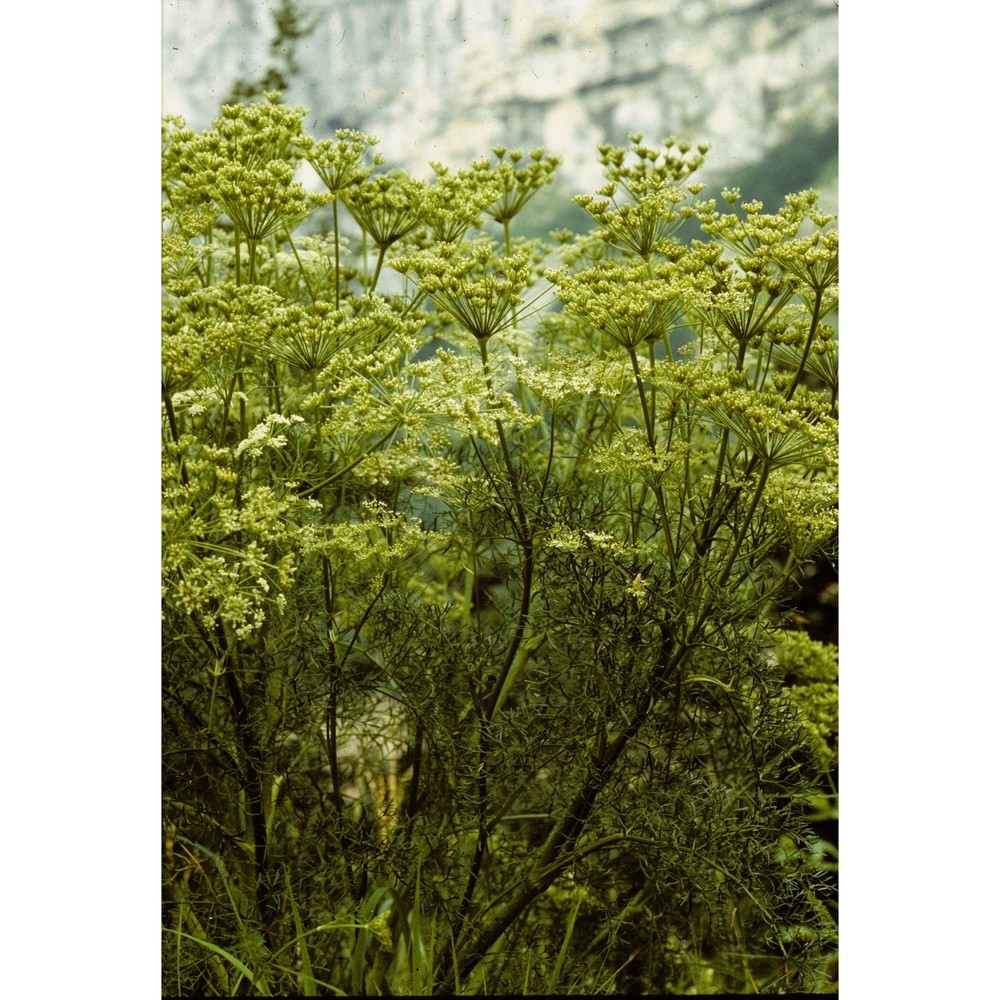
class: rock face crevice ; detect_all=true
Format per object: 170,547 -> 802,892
163,0 -> 837,194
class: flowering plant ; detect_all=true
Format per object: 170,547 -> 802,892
163,99 -> 838,996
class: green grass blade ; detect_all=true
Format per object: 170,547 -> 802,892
544,890 -> 583,993
170,928 -> 271,995
407,862 -> 434,995
269,961 -> 348,996
285,869 -> 317,997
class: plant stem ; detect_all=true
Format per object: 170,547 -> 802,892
332,199 -> 341,308
321,556 -> 342,811
247,239 -> 258,285
214,620 -> 276,945
625,345 -> 675,566
370,243 -> 388,292
162,385 -> 189,485
713,460 -> 773,597
477,338 -> 536,723
284,229 -> 316,303
784,286 -> 825,402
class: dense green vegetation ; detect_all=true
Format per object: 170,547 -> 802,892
162,94 -> 838,995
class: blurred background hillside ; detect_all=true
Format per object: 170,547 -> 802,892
162,0 -> 837,216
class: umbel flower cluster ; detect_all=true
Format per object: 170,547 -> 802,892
163,95 -> 838,997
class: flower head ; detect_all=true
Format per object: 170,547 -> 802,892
546,257 -> 686,350
391,237 -> 534,342
343,169 -> 428,250
481,147 -> 561,225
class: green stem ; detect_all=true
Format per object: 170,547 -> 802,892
477,338 -> 536,724
695,427 -> 732,558
213,620 -> 276,944
332,199 -> 341,308
404,724 -> 423,820
539,407 -> 557,501
445,631 -> 674,992
299,424 -> 400,499
647,339 -> 657,430
235,365 -> 246,512
370,243 -> 388,293
456,720 -> 490,936
270,361 -> 282,415
162,385 -> 189,486
205,222 -> 214,286
715,460 -> 772,594
625,346 -> 655,451
784,286 -> 824,402
502,219 -> 521,341
449,336 -> 540,938
247,239 -> 258,285
284,229 -> 316,303
697,339 -> 748,551
625,346 -> 675,566
321,556 -> 342,812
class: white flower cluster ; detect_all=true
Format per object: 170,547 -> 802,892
305,501 -> 442,576
234,413 -> 305,458
511,353 -> 630,408
544,525 -> 652,564
625,573 -> 652,609
762,473 -> 838,559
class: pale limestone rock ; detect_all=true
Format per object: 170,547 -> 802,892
163,0 -> 837,196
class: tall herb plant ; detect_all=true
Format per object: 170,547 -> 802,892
163,96 -> 838,996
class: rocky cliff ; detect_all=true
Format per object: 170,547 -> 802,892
163,0 -> 837,202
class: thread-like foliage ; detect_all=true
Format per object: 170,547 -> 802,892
162,95 -> 838,996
